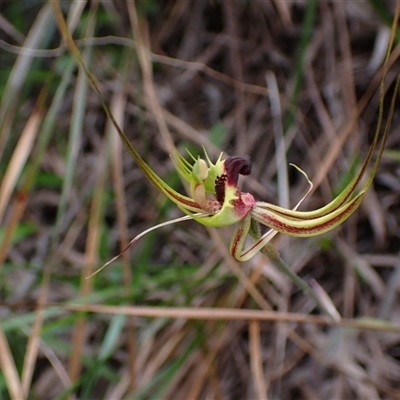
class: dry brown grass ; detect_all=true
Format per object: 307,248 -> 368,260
1,1 -> 400,399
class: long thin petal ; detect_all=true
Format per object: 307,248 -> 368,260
87,214 -> 197,277
52,1 -> 203,214
252,191 -> 365,238
116,133 -> 203,213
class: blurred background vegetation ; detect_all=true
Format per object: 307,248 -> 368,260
1,0 -> 400,399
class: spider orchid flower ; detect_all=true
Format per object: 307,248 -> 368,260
102,99 -> 392,271
51,0 -> 399,275
169,146 -> 380,262
91,51 -> 398,276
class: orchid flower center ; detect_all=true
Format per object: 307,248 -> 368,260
189,154 -> 255,218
